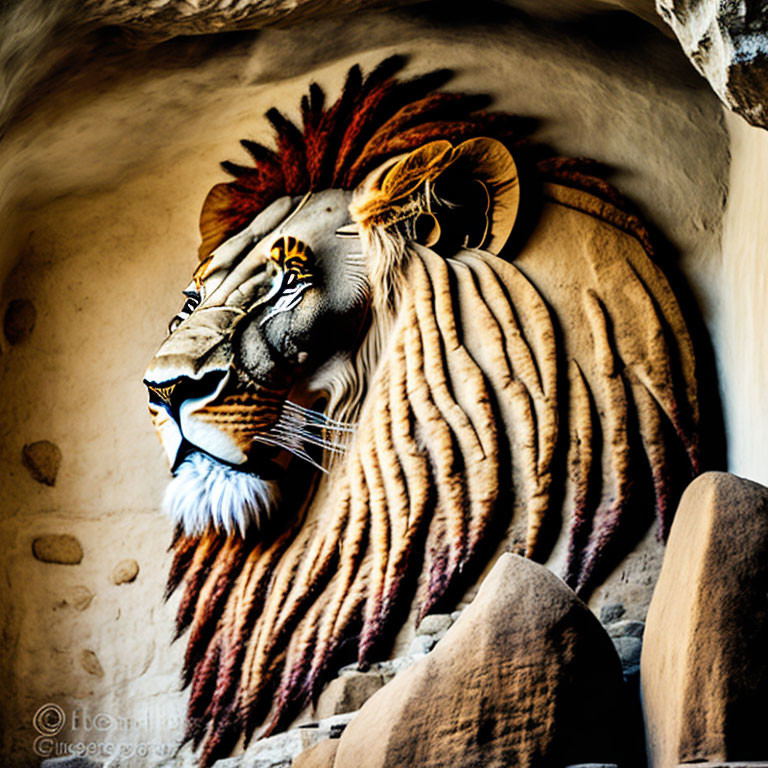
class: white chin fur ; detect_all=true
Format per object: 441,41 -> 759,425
163,452 -> 279,536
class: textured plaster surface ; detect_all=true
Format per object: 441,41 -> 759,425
0,1 -> 661,134
0,7 -> 727,766
718,111 -> 768,485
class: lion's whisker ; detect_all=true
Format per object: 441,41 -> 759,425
271,425 -> 347,454
274,420 -> 349,450
283,401 -> 357,432
253,433 -> 329,474
264,406 -> 353,468
277,430 -> 346,450
301,421 -> 356,434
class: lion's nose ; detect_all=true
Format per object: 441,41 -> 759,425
146,379 -> 180,408
143,369 -> 229,415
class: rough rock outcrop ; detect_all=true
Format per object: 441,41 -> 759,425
9,0 -> 768,142
642,472 -> 768,768
333,553 -> 627,768
607,620 -> 644,677
211,714 -> 353,768
40,757 -> 103,768
658,0 -> 768,128
32,533 -> 82,564
331,611 -> 460,691
314,672 -> 384,719
22,441 -> 62,486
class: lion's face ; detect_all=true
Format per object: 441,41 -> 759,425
144,189 -> 368,534
144,137 -> 520,537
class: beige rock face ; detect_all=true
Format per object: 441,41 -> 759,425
334,553 -> 627,768
1,513 -> 185,768
718,112 -> 768,488
641,472 -> 768,768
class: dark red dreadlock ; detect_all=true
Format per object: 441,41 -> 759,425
197,55 -> 620,259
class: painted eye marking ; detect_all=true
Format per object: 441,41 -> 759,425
150,382 -> 177,407
250,236 -> 317,325
168,289 -> 202,334
168,237 -> 317,335
269,236 -> 315,283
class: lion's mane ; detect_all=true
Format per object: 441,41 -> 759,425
167,56 -> 707,765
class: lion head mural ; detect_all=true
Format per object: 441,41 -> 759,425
143,56 -> 710,765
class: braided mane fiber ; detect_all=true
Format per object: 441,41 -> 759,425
168,57 -> 705,766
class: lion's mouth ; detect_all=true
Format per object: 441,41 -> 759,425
171,437 -> 285,478
151,386 -> 353,473
152,395 -> 355,536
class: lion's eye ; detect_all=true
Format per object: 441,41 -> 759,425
168,290 -> 201,334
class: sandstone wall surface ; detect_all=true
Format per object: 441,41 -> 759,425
0,5 -> 730,766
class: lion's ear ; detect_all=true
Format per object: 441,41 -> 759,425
431,137 -> 519,255
352,137 -> 519,256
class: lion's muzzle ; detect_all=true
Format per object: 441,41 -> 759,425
144,304 -> 286,470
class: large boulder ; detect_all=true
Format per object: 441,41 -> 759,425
642,472 -> 768,768
333,553 -> 627,768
